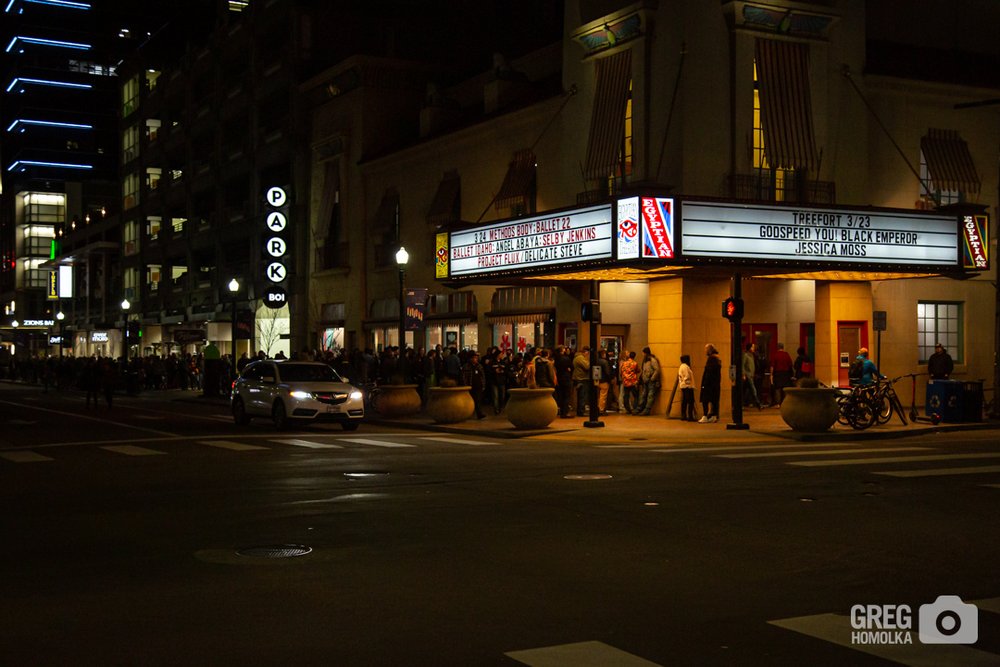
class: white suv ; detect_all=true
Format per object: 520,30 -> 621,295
231,360 -> 364,430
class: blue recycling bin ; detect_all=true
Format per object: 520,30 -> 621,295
926,380 -> 963,422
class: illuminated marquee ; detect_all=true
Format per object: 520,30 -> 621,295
617,196 -> 675,259
449,205 -> 613,277
681,201 -> 958,266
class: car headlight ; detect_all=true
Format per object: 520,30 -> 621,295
349,390 -> 363,400
289,390 -> 312,399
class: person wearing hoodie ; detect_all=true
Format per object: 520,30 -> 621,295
678,354 -> 696,421
699,344 -> 722,423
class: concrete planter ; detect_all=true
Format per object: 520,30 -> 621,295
375,384 -> 422,417
505,387 -> 558,430
780,387 -> 841,432
426,386 -> 474,424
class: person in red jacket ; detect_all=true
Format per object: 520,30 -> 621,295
771,342 -> 794,406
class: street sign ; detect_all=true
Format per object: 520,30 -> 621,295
873,310 -> 887,331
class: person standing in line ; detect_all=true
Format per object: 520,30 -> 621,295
771,342 -> 794,405
678,354 -> 696,421
619,350 -> 639,414
927,343 -> 954,380
793,346 -> 813,382
596,348 -> 612,414
572,346 -> 591,418
699,344 -> 722,423
637,347 -> 661,416
742,343 -> 762,409
554,346 -> 574,418
462,351 -> 487,419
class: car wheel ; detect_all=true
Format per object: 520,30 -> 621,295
341,421 -> 360,431
232,398 -> 250,425
272,400 -> 289,430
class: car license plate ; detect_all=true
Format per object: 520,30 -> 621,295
325,405 -> 341,413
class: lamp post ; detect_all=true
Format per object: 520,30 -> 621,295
120,299 -> 130,360
395,246 -> 409,351
56,311 -> 65,360
228,278 -> 240,380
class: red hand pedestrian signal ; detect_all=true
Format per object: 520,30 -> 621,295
722,297 -> 744,321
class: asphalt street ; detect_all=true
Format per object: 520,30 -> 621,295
1,382 -> 999,666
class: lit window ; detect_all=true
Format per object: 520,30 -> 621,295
753,61 -> 796,201
917,302 -> 962,363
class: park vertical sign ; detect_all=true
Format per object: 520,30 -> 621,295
263,186 -> 289,309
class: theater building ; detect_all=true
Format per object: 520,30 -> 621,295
303,0 -> 997,415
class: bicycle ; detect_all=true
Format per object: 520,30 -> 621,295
870,375 -> 908,426
834,383 -> 878,430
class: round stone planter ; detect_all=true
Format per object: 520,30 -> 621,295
780,387 -> 841,432
505,387 -> 558,430
426,386 -> 474,424
375,384 -> 422,417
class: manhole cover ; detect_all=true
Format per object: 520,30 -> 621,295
236,544 -> 312,559
564,474 -> 614,481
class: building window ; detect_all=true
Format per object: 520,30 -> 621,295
583,49 -> 632,193
122,75 -> 139,117
146,265 -> 161,292
146,216 -> 162,240
146,167 -> 162,191
124,267 -> 138,299
753,61 -> 795,201
145,119 -> 161,142
123,221 -> 139,256
917,301 -> 962,364
919,129 -> 980,207
123,125 -> 139,162
123,172 -> 139,209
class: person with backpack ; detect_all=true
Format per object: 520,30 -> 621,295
851,347 -> 881,386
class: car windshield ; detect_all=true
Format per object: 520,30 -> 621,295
276,364 -> 341,383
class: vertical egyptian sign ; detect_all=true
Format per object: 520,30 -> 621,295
962,214 -> 989,270
435,233 -> 449,279
616,196 -> 674,259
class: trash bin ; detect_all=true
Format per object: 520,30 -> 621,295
962,381 -> 984,422
926,379 -> 963,422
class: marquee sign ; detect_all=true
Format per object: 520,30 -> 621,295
681,201 -> 959,267
448,204 -> 613,277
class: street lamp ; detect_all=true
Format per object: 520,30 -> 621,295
56,311 -> 65,360
228,278 -> 240,379
120,299 -> 130,360
395,246 -> 409,351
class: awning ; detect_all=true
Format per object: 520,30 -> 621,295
427,172 -> 461,225
315,161 -> 339,241
921,128 -> 981,193
494,149 -> 536,210
485,310 -> 553,325
372,189 -> 399,233
583,48 -> 632,180
754,38 -> 818,171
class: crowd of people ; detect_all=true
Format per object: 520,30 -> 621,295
1,338 -> 818,421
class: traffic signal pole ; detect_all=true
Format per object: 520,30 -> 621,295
727,273 -> 749,430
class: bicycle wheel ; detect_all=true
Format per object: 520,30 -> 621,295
850,397 -> 878,430
876,391 -> 893,424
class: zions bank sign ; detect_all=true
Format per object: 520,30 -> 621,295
263,186 -> 289,309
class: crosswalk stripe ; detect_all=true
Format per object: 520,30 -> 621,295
769,613 -> 1000,667
196,440 -> 268,451
340,438 -> 415,448
505,640 -> 661,666
790,453 -> 1000,467
0,450 -> 53,462
980,484 -> 1000,489
873,465 -> 1000,478
270,438 -> 343,449
718,446 -> 931,459
648,443 -> 868,453
101,445 -> 167,456
418,436 -> 500,446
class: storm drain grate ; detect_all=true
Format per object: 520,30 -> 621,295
236,544 -> 313,559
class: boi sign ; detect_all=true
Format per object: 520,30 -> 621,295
263,186 -> 289,309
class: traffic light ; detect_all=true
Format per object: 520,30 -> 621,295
722,297 -> 744,321
127,321 -> 141,339
581,299 -> 601,322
